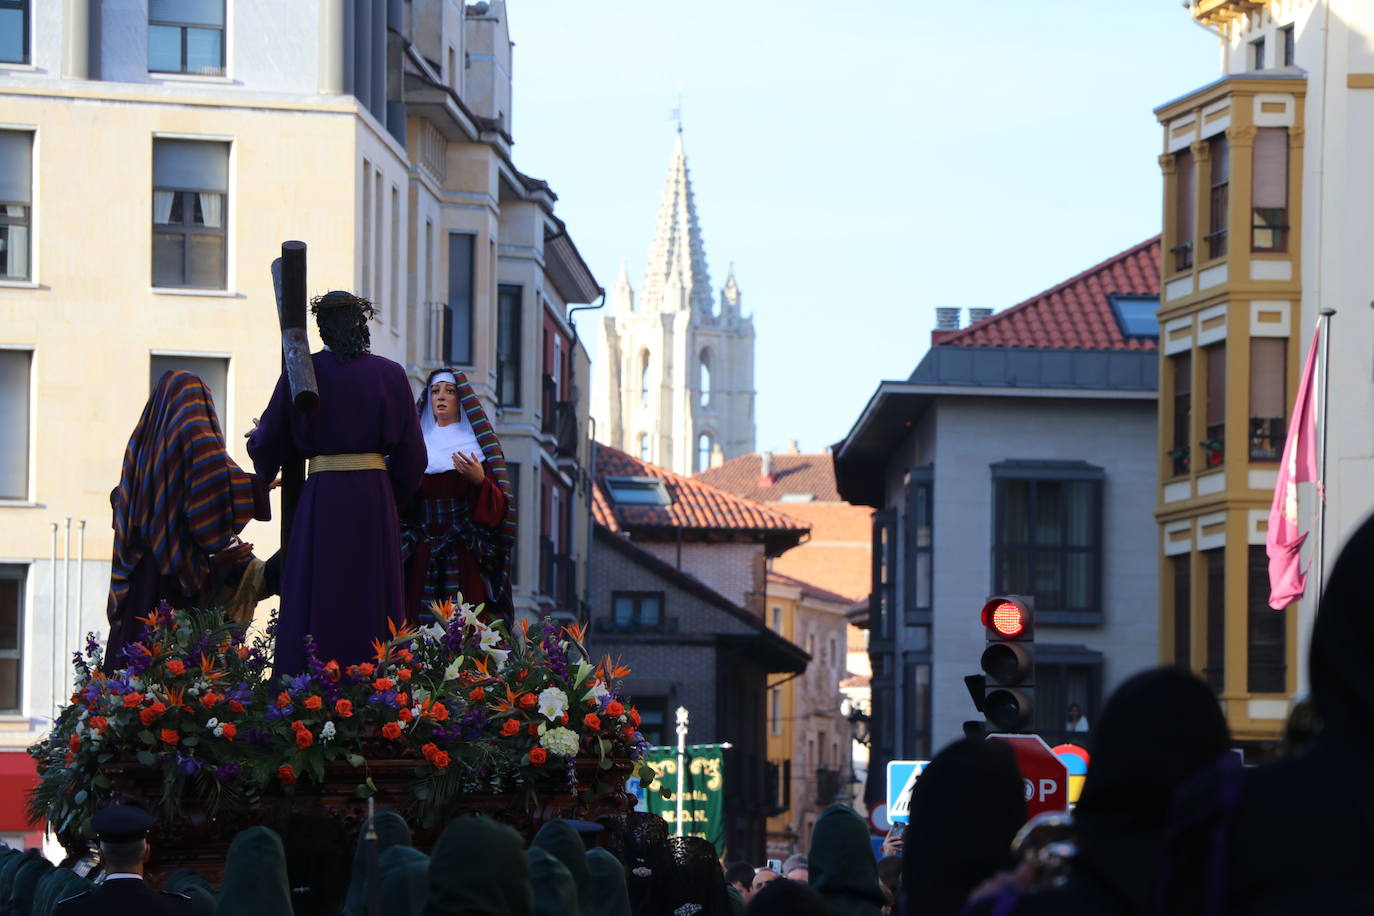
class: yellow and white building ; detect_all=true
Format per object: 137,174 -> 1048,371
1156,0 -> 1374,746
0,0 -> 599,815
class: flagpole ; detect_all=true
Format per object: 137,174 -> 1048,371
1314,308 -> 1336,605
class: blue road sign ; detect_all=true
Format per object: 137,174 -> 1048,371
886,759 -> 929,824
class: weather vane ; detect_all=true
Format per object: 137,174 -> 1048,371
669,80 -> 684,134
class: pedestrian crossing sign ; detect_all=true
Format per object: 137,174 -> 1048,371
886,760 -> 928,823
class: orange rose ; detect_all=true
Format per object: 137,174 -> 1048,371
324,660 -> 341,681
160,728 -> 179,745
584,713 -> 602,730
421,742 -> 439,762
276,691 -> 291,708
220,722 -> 237,741
433,750 -> 451,769
629,707 -> 641,727
623,726 -> 637,740
394,649 -> 413,663
373,678 -> 395,691
606,701 -> 625,717
358,663 -> 375,677
528,747 -> 547,766
138,707 -> 158,727
89,716 -> 108,733
303,695 -> 322,710
398,708 -> 414,723
335,699 -> 353,718
67,734 -> 80,752
527,722 -> 540,736
395,693 -> 409,708
290,720 -> 306,733
295,728 -> 314,749
469,687 -> 485,701
500,719 -> 521,737
277,765 -> 296,784
516,669 -> 530,682
518,693 -> 537,709
200,692 -> 220,709
398,668 -> 413,682
165,659 -> 186,676
382,721 -> 403,740
228,700 -> 245,714
559,713 -> 569,726
426,702 -> 449,722
123,692 -> 143,708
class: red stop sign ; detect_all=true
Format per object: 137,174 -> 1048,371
988,733 -> 1069,818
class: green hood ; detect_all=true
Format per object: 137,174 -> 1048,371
424,816 -> 532,916
343,808 -> 413,916
529,847 -> 578,916
809,804 -> 886,916
529,821 -> 590,915
6,850 -> 52,913
215,826 -> 292,916
378,845 -> 430,916
725,882 -> 745,916
163,867 -> 215,916
585,848 -> 631,916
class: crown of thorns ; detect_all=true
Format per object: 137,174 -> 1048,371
310,290 -> 376,319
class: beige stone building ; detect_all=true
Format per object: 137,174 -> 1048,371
591,132 -> 756,476
0,0 -> 598,833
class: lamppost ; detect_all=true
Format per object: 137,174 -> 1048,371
837,699 -> 872,805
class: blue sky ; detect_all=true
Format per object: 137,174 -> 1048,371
508,1 -> 1220,453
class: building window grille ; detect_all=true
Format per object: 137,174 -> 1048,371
148,0 -> 226,75
152,138 -> 228,289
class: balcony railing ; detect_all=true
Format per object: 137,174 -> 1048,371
1203,425 -> 1225,468
1171,241 -> 1193,272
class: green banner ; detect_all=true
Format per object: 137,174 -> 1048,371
644,744 -> 725,856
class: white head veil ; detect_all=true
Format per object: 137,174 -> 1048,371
421,371 -> 482,474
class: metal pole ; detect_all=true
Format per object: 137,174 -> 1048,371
61,518 -> 70,698
675,706 -> 688,837
1314,308 -> 1336,604
48,523 -> 57,715
75,520 -> 86,660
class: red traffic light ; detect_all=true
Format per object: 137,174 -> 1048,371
981,598 -> 1030,638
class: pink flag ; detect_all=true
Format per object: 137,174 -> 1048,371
1266,326 -> 1323,610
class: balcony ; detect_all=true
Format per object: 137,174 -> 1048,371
1191,0 -> 1267,27
553,400 -> 579,458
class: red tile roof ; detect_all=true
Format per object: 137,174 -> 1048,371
766,570 -> 855,606
593,443 -> 810,540
695,453 -> 843,501
940,236 -> 1161,351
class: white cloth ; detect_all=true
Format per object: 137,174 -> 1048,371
421,372 -> 482,474
1068,716 -> 1090,732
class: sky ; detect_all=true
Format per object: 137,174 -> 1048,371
506,1 -> 1222,454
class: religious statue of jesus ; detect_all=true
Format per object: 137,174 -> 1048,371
247,291 -> 426,674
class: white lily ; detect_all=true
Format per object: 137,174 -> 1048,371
573,659 -> 594,688
538,686 -> 569,722
583,680 -> 610,704
443,657 -> 465,682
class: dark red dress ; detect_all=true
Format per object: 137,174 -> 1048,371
400,468 -> 509,622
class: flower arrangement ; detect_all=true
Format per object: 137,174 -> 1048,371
29,598 -> 653,844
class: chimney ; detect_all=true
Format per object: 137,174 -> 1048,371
969,307 -> 994,324
788,440 -> 800,454
759,451 -> 775,487
931,307 -> 963,345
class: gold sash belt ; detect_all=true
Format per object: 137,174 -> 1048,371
308,452 -> 386,475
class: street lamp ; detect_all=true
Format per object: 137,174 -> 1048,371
846,702 -> 872,748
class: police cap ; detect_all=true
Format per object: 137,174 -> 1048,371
90,805 -> 155,843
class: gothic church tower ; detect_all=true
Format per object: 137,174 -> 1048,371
593,132 -> 756,474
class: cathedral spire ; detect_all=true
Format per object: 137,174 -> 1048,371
641,132 -> 713,314
721,262 -> 741,313
612,259 -> 635,313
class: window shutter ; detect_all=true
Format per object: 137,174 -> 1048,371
153,139 -> 228,192
1252,128 -> 1288,210
1249,338 -> 1287,419
0,131 -> 31,205
1175,149 -> 1194,240
0,350 -> 30,500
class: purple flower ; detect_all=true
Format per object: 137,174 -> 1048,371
84,632 -> 101,659
177,755 -> 202,776
214,761 -> 240,781
266,704 -> 294,720
226,683 -> 252,704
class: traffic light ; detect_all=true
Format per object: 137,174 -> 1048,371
977,595 -> 1034,732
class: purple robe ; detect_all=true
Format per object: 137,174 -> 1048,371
248,351 -> 425,674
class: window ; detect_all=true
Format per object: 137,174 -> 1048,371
1247,546 -> 1286,692
603,476 -> 671,506
0,566 -> 21,711
150,355 -> 228,424
639,350 -> 651,405
148,0 -> 225,76
444,234 -> 474,365
993,463 -> 1104,622
1173,553 -> 1192,669
0,1 -> 28,64
769,687 -> 782,736
0,130 -> 32,280
1250,36 -> 1265,71
1108,295 -> 1159,340
361,162 -> 372,298
699,351 -> 711,407
904,468 -> 932,625
901,655 -> 931,760
1171,352 -> 1192,476
389,185 -> 399,327
611,591 -> 663,629
696,433 -> 712,472
1250,337 -> 1287,460
0,348 -> 30,500
636,696 -> 668,746
1203,344 -> 1226,468
1281,24 -> 1295,67
1033,647 -> 1102,745
1207,134 -> 1229,260
1252,128 -> 1289,252
496,284 -> 521,405
638,433 -> 650,462
870,509 -> 897,641
1174,147 -> 1194,271
1204,548 -> 1225,693
770,606 -> 782,634
152,139 -> 228,289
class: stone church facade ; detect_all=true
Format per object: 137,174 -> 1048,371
592,132 -> 756,475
